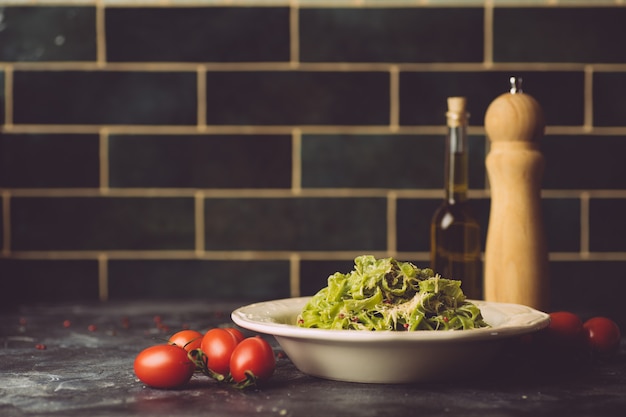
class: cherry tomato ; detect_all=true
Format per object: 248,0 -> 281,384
583,317 -> 621,358
230,336 -> 276,383
544,311 -> 586,347
168,329 -> 203,352
224,327 -> 245,344
531,311 -> 588,365
200,328 -> 240,375
134,344 -> 195,389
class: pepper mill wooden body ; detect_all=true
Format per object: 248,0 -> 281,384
484,77 -> 550,311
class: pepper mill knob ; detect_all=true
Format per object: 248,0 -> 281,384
485,77 -> 545,143
483,77 -> 550,311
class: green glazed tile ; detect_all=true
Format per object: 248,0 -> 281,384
543,135 -> 626,190
301,134 -> 485,189
205,71 -> 389,125
395,198 -> 442,253
109,134 -> 291,188
543,199 -> 581,252
302,134 -> 441,189
0,134 -> 99,188
0,259 -> 99,308
11,197 -> 195,251
589,199 -> 626,252
300,8 -> 483,63
204,197 -> 387,251
494,8 -> 626,63
13,71 -> 197,125
0,6 -> 96,62
106,7 -> 289,62
108,260 -> 290,301
593,73 -> 626,127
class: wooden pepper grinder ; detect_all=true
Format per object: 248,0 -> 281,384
484,77 -> 550,311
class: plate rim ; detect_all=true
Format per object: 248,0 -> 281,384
231,296 -> 550,343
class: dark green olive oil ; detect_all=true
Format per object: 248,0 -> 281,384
430,97 -> 482,300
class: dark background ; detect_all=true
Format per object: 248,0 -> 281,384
0,3 -> 625,327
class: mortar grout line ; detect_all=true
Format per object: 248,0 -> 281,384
484,1 -> 493,67
290,2 -> 300,66
96,0 -> 106,66
389,65 -> 400,132
98,253 -> 108,302
290,253 -> 300,297
11,62 -> 626,71
583,66 -> 594,132
0,250 -> 408,261
196,66 -> 207,129
1,124 -> 451,135
195,191 -> 205,254
387,191 -> 398,256
3,66 -> 13,127
28,0 -> 618,8
6,124 -> 626,136
3,188 -> 626,198
2,249 -> 625,262
292,128 -> 303,194
580,191 -> 590,257
99,129 -> 110,192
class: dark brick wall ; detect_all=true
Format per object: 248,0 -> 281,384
1,2 -> 625,325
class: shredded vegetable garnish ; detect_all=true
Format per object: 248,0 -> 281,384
297,255 -> 488,331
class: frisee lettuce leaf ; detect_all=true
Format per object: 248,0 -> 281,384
297,255 -> 488,331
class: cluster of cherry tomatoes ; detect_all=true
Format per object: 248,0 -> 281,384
543,312 -> 621,356
134,327 -> 276,390
515,312 -> 622,367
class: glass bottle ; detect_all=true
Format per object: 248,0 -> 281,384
430,97 -> 482,299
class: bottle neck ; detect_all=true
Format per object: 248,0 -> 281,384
444,123 -> 469,204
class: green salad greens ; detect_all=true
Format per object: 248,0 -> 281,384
297,255 -> 488,331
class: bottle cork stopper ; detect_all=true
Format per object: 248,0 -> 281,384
484,77 -> 545,143
446,96 -> 468,128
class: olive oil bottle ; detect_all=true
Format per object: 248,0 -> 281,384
430,97 -> 482,299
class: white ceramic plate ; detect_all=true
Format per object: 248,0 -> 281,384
232,297 -> 550,384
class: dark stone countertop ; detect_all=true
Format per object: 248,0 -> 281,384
1,300 -> 625,417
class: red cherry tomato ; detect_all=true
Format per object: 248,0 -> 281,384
531,311 -> 588,364
200,328 -> 240,375
544,311 -> 586,347
168,329 -> 203,352
583,317 -> 621,357
134,344 -> 195,389
224,327 -> 245,344
230,336 -> 276,383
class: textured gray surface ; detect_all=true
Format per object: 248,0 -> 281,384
1,301 -> 625,417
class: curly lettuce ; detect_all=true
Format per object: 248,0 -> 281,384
297,255 -> 488,331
